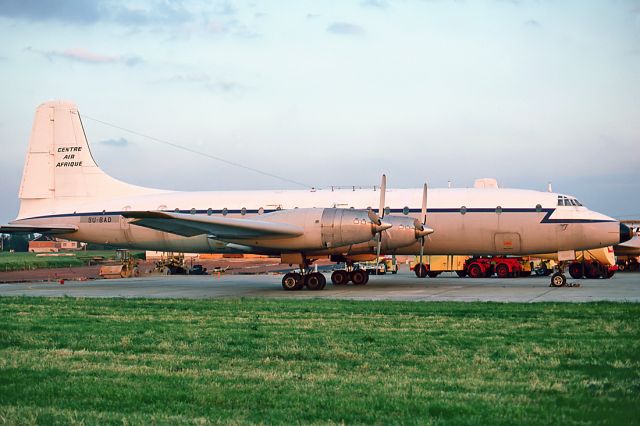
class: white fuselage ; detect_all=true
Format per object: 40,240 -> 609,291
15,187 -> 621,257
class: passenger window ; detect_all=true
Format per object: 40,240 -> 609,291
496,206 -> 502,215
174,208 -> 180,213
207,208 -> 212,216
403,206 -> 410,215
535,204 -> 542,213
190,208 -> 196,215
460,206 -> 467,215
222,208 -> 228,216
258,207 -> 264,215
384,207 -> 391,216
241,207 -> 247,216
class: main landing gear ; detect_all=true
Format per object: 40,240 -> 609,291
330,261 -> 369,286
281,271 -> 327,291
281,259 -> 327,291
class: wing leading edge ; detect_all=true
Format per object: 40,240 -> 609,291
122,211 -> 304,239
0,224 -> 78,234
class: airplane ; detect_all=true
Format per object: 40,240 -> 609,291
0,101 -> 633,289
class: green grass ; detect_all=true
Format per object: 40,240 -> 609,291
0,298 -> 639,425
0,251 -> 145,272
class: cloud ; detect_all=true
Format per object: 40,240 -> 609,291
327,22 -> 365,36
0,0 -> 192,27
165,73 -> 244,93
26,47 -> 143,66
361,0 -> 389,8
524,19 -> 541,27
0,0 -> 102,24
99,137 -> 130,147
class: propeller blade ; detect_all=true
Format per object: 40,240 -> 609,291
379,174 -> 387,219
367,209 -> 381,226
375,234 -> 382,275
421,183 -> 427,225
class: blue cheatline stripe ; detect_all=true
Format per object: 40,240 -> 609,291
20,207 -> 616,224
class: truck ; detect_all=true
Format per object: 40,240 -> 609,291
355,257 -> 399,275
410,255 -> 533,278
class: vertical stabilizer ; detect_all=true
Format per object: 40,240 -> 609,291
17,101 -> 158,219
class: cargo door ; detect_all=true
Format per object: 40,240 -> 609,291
494,233 -> 521,253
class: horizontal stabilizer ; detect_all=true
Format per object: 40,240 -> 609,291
123,211 -> 304,239
0,224 -> 78,234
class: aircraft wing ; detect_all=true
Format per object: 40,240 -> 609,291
0,224 -> 78,234
123,211 -> 304,239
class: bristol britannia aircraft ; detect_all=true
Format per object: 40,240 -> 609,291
1,102 -> 633,289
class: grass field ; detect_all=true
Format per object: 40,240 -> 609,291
0,251 -> 145,272
1,298 -> 639,424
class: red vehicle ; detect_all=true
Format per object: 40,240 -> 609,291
462,257 -> 529,278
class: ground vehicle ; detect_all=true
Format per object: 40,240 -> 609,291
410,255 -> 469,278
152,253 -> 188,275
357,258 -> 398,275
188,264 -> 208,275
411,255 -> 532,278
98,249 -> 139,279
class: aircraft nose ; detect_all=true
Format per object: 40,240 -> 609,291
620,223 -> 633,243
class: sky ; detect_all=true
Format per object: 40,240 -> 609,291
0,0 -> 639,224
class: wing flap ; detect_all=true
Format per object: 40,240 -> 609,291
123,211 -> 303,239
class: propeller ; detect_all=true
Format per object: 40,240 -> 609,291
414,183 -> 434,275
371,174 -> 387,275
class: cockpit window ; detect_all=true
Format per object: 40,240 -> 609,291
558,196 -> 582,207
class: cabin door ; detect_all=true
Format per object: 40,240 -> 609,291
494,233 -> 521,253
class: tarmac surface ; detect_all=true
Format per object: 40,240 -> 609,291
1,271 -> 639,302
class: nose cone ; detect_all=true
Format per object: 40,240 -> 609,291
620,223 -> 633,243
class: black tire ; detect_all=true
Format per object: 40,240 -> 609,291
282,272 -> 303,291
456,270 -> 467,278
305,272 -> 326,291
550,272 -> 566,287
605,269 -> 615,279
495,264 -> 509,279
351,270 -> 368,285
427,271 -> 440,278
585,263 -> 601,279
414,264 -> 428,278
331,270 -> 349,285
568,263 -> 584,279
468,263 -> 483,278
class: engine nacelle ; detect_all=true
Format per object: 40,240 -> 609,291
345,215 -> 419,254
224,208 -> 379,251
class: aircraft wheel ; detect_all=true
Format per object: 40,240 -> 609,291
568,263 -> 584,279
550,272 -> 566,287
414,264 -> 428,278
331,270 -> 349,285
305,272 -> 326,291
495,264 -> 509,279
467,264 -> 483,279
605,270 -> 615,279
282,272 -> 303,291
351,270 -> 368,285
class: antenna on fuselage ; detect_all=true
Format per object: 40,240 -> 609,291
547,182 -> 553,193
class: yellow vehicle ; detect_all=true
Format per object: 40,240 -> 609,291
356,257 -> 398,275
98,249 -> 140,279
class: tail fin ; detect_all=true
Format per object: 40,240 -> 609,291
17,101 -> 157,219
